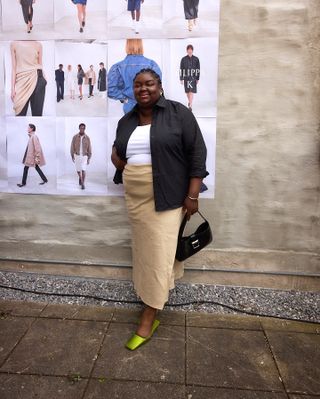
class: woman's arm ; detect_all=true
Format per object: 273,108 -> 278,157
183,177 -> 202,219
37,42 -> 46,80
10,43 -> 17,102
111,146 -> 126,171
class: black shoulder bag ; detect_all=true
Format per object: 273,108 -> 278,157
175,211 -> 213,262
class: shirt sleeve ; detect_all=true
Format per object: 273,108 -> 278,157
70,136 -> 75,158
107,64 -> 125,100
180,106 -> 208,178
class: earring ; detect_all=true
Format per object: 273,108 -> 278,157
160,90 -> 163,96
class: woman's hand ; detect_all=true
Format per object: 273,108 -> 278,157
182,196 -> 198,220
111,146 -> 126,170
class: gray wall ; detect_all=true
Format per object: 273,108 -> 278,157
0,0 -> 319,289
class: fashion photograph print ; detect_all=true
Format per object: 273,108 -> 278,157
164,37 -> 219,117
6,117 -> 57,194
107,0 -> 162,39
54,40 -> 108,117
163,0 -> 220,38
107,38 -> 163,117
4,40 -> 55,117
56,117 -> 108,196
1,0 -> 55,39
54,0 -> 108,39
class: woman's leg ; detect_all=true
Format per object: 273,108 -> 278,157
35,164 -> 47,184
82,5 -> 86,25
79,85 -> 83,99
17,166 -> 29,186
136,305 -> 158,337
187,91 -> 194,109
30,75 -> 46,117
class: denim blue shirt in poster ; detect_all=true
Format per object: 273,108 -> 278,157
107,55 -> 162,114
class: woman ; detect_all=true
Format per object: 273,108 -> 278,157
179,44 -> 200,111
85,65 -> 96,98
72,0 -> 87,33
108,39 -> 162,114
77,64 -> 85,100
19,0 -> 35,33
66,65 -> 77,100
17,123 -> 47,187
126,0 -> 144,34
183,0 -> 199,31
11,40 -> 47,116
111,68 -> 208,350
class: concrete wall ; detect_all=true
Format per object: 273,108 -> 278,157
0,0 -> 319,289
198,0 -> 320,279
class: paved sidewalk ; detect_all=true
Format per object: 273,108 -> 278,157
0,299 -> 319,399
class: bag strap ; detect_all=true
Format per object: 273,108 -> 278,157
178,211 -> 208,238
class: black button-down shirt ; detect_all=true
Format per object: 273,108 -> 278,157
113,96 -> 208,211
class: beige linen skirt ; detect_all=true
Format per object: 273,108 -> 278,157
123,164 -> 184,310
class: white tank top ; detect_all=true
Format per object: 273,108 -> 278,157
126,124 -> 152,165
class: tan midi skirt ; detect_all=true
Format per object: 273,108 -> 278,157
123,164 -> 184,310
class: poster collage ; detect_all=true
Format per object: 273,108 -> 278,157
0,0 -> 220,197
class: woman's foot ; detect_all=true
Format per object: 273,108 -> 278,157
136,306 -> 157,338
82,20 -> 85,27
80,27 -> 83,33
17,183 -> 25,187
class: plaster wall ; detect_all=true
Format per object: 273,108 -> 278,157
209,0 -> 320,258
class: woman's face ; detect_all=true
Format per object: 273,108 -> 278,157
133,72 -> 161,108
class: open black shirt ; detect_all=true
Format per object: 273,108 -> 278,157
113,96 -> 208,211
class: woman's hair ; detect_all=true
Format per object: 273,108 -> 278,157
77,64 -> 82,70
126,39 -> 144,55
133,68 -> 162,86
28,124 -> 36,132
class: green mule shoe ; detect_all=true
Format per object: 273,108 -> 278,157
125,319 -> 160,351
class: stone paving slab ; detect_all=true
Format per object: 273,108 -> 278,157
187,327 -> 284,391
266,331 -> 320,395
187,313 -> 262,330
92,322 -> 186,384
0,299 -> 46,317
84,380 -> 186,399
0,317 -> 34,365
111,307 -> 186,326
0,318 -> 107,377
0,374 -> 87,399
288,396 -> 320,399
186,387 -> 288,398
261,317 -> 320,334
40,302 -> 114,322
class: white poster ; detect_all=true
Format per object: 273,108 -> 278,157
0,0 -> 220,197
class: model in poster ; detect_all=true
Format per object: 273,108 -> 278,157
72,0 -> 87,33
112,69 -> 207,350
77,64 -> 85,100
126,0 -> 144,34
19,0 -> 35,33
183,0 -> 199,31
98,62 -> 107,98
70,123 -> 92,190
66,65 -> 77,100
180,44 -> 200,111
55,64 -> 64,103
11,40 -> 47,116
17,123 -> 48,187
108,39 -> 162,114
85,65 -> 96,98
